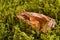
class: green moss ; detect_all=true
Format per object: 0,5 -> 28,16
0,0 -> 60,40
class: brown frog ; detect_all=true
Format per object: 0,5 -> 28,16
16,10 -> 56,33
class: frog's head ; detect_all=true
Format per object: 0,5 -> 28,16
16,10 -> 30,20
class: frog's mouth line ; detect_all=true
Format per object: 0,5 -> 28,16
16,14 -> 30,21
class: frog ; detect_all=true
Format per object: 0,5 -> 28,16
16,10 -> 56,33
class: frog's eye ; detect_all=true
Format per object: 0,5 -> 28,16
22,15 -> 30,20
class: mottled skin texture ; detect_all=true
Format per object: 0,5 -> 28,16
16,10 -> 55,33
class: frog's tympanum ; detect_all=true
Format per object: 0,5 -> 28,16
16,10 -> 56,33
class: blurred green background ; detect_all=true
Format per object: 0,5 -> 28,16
0,0 -> 60,40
